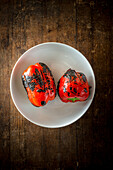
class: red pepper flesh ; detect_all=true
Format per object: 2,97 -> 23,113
22,63 -> 56,107
57,69 -> 89,103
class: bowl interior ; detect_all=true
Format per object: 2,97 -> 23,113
10,43 -> 95,128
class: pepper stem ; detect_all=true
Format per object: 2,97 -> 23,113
68,97 -> 80,102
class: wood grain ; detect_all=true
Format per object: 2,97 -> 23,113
0,0 -> 112,169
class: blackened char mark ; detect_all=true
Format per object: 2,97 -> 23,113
40,69 -> 45,91
39,63 -> 53,76
33,73 -> 36,78
25,69 -> 43,91
68,92 -> 70,96
43,73 -> 50,90
71,88 -> 77,95
39,63 -> 56,96
39,62 -> 56,92
21,75 -> 28,91
28,82 -> 37,91
63,69 -> 77,80
39,63 -> 47,73
35,68 -> 40,74
37,89 -> 45,92
79,73 -> 86,82
66,69 -> 76,76
35,68 -> 44,87
26,75 -> 39,91
74,88 -> 77,93
47,80 -> 50,83
45,87 -> 48,91
84,88 -> 87,93
82,74 -> 86,82
22,75 -> 37,92
26,75 -> 33,83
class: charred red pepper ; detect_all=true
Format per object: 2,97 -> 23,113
57,69 -> 89,103
22,63 -> 56,107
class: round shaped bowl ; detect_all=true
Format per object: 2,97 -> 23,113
10,42 -> 95,128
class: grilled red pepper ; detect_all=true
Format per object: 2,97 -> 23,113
22,63 -> 56,107
57,69 -> 89,103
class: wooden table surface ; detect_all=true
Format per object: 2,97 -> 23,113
0,0 -> 112,169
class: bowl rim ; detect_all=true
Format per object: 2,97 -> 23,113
10,42 -> 96,128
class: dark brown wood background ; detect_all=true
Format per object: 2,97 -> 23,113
0,0 -> 113,169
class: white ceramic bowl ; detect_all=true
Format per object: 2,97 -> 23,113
10,42 -> 95,128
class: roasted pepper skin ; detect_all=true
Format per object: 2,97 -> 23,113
57,69 -> 89,103
22,63 -> 56,107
